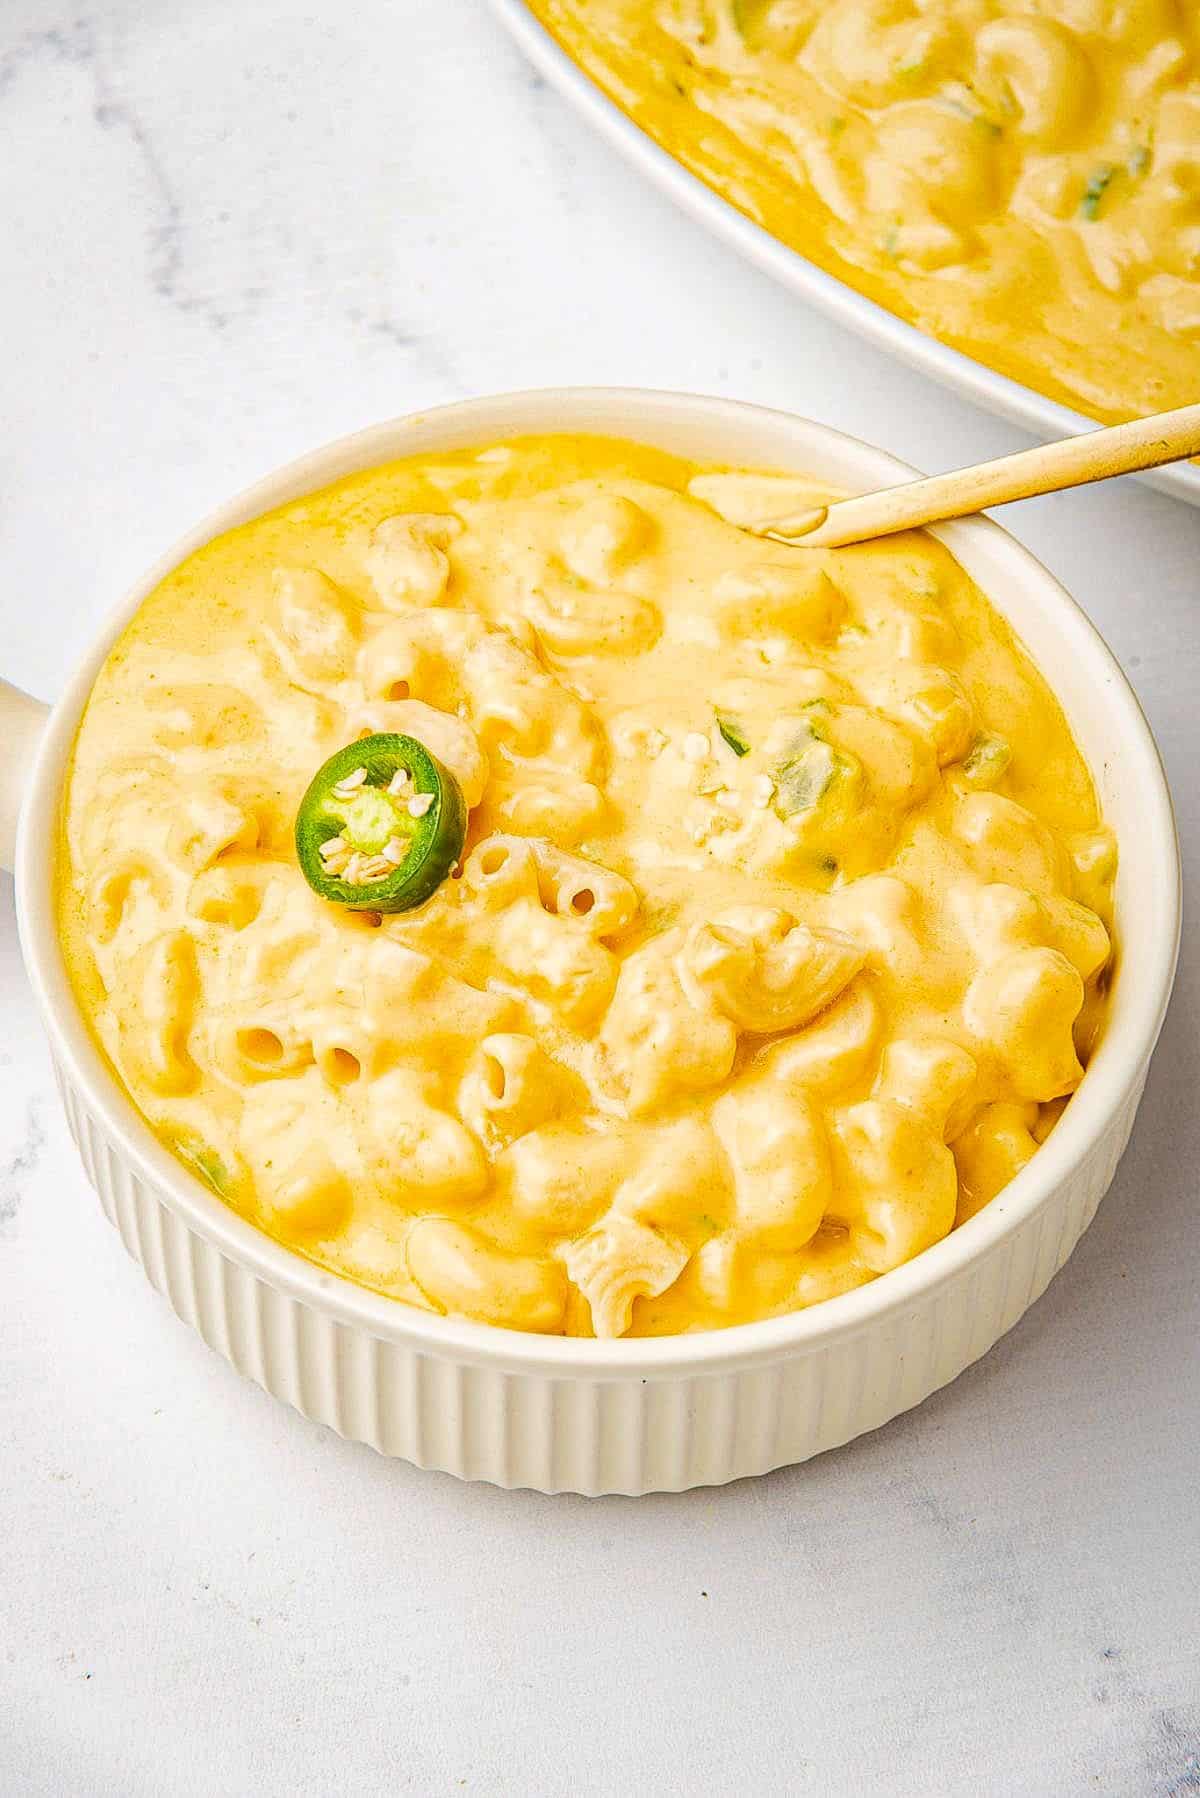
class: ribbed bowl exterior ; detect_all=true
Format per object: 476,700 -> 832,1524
52,1050 -> 1147,1494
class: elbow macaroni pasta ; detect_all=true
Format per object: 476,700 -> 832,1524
58,433 -> 1115,1336
527,0 -> 1200,425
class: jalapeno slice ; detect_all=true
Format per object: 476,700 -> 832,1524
295,733 -> 466,912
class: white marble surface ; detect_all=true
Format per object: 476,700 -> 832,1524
1,3 -> 1198,1792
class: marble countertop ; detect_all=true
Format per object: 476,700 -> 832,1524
2,3 -> 1197,1793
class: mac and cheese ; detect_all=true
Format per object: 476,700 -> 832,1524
528,0 -> 1200,424
57,434 -> 1116,1335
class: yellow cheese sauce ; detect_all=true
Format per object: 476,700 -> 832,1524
527,0 -> 1200,424
57,435 -> 1115,1336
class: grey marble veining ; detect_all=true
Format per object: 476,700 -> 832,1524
1,3 -> 1198,1794
0,1093 -> 45,1229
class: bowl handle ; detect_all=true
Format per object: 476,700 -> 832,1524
0,679 -> 51,874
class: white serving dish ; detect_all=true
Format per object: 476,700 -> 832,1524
1,388 -> 1180,1494
487,0 -> 1200,510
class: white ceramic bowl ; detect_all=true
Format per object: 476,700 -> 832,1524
2,389 -> 1180,1494
487,0 -> 1200,510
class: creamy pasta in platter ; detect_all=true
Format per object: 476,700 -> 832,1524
527,0 -> 1200,424
58,435 -> 1116,1336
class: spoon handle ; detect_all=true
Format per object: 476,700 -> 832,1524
765,402 -> 1200,550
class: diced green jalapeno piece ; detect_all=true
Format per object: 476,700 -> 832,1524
1081,163 -> 1115,219
716,713 -> 751,758
961,733 -> 1012,786
768,707 -> 860,820
295,732 -> 466,913
772,739 -> 840,817
174,1137 -> 231,1196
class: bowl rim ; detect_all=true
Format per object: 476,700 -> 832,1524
484,0 -> 1200,508
16,386 -> 1182,1378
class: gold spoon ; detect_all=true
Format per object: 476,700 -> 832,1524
758,402 -> 1200,549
